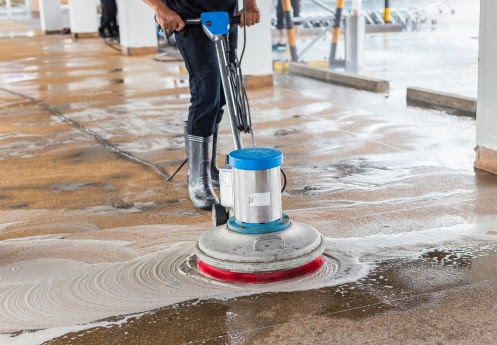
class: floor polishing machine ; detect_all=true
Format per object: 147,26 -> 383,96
181,12 -> 326,283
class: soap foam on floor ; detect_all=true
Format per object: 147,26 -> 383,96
0,217 -> 495,344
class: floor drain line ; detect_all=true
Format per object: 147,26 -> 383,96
0,86 -> 183,181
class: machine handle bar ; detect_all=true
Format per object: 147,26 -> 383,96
184,15 -> 241,26
156,16 -> 240,37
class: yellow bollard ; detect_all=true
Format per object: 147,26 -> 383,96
329,0 -> 345,66
281,0 -> 298,62
384,0 -> 391,23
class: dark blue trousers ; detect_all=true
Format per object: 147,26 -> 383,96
176,26 -> 238,137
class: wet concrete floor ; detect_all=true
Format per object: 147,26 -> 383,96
1,25 -> 497,345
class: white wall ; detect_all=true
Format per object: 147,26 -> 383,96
477,0 -> 497,151
237,0 -> 273,76
69,0 -> 98,34
117,0 -> 157,49
39,0 -> 63,33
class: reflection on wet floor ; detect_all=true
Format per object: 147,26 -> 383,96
0,25 -> 497,345
43,241 -> 497,345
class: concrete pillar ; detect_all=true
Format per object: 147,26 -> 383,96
32,0 -> 40,12
237,0 -> 273,88
475,0 -> 497,174
117,0 -> 158,55
5,0 -> 12,19
25,0 -> 33,12
345,14 -> 365,71
39,0 -> 63,34
68,0 -> 99,39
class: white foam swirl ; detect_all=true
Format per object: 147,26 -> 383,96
0,241 -> 364,333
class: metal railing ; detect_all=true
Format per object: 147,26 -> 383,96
271,0 -> 455,31
0,0 -> 30,18
271,0 -> 456,62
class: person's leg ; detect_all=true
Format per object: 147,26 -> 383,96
99,1 -> 108,37
100,2 -> 105,28
274,0 -> 286,47
109,1 -> 118,36
278,30 -> 286,45
292,0 -> 301,39
100,0 -> 113,34
177,27 -> 221,137
176,27 -> 220,209
276,0 -> 284,32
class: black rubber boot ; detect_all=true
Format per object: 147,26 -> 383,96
187,135 -> 219,210
211,124 -> 220,189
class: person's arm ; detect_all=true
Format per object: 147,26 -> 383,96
239,0 -> 261,27
142,0 -> 185,31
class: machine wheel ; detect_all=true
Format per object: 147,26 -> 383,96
212,203 -> 229,227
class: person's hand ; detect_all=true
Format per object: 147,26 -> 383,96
238,0 -> 260,27
155,4 -> 185,31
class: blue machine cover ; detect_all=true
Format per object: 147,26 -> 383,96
201,12 -> 230,35
229,148 -> 283,171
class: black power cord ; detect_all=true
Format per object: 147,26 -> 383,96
229,0 -> 255,146
280,168 -> 287,193
228,56 -> 253,136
